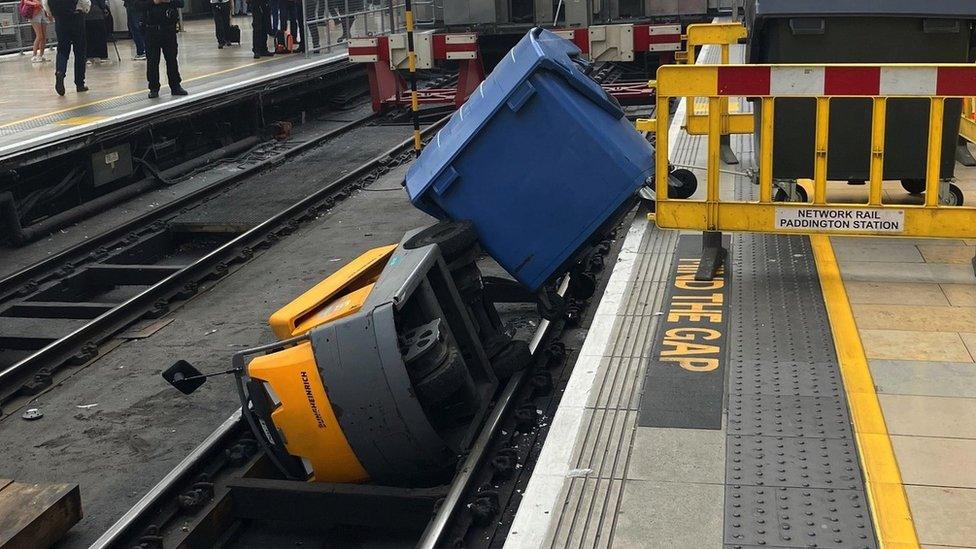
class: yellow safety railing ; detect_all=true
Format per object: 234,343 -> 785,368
961,97 -> 976,144
680,23 -> 751,141
654,63 -> 976,240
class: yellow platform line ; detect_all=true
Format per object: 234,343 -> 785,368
0,56 -> 279,130
810,235 -> 920,549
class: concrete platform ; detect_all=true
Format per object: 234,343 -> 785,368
509,42 -> 976,549
0,18 -> 347,162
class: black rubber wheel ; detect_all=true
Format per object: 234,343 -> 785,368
413,348 -> 467,404
773,185 -> 809,203
404,220 -> 478,262
668,168 -> 698,200
901,179 -> 926,195
944,183 -> 965,206
487,338 -> 532,380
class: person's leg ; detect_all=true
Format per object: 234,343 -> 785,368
54,19 -> 69,72
146,30 -> 161,92
128,9 -> 145,56
162,31 -> 183,92
212,4 -> 224,44
251,3 -> 264,54
222,4 -> 232,41
73,16 -> 87,88
307,0 -> 319,49
39,21 -> 47,57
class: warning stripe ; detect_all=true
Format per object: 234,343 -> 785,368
714,65 -> 976,97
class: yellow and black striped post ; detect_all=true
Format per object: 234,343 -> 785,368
404,0 -> 422,157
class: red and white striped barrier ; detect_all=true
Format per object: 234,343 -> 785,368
666,65 -> 976,97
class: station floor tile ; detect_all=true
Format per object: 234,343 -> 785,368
962,332 -> 976,360
840,261 -> 976,285
625,427 -> 726,484
871,360 -> 976,398
860,329 -> 974,363
942,284 -> 976,307
878,394 -> 976,439
852,304 -> 976,333
612,480 -> 724,549
845,281 -> 950,306
830,240 -> 925,263
916,244 -> 976,264
891,435 -> 976,488
904,485 -> 976,548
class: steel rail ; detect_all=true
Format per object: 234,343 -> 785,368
88,411 -> 245,549
417,275 -> 571,549
0,112 -> 376,299
0,116 -> 449,403
91,274 -> 570,549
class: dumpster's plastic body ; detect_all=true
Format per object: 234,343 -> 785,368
745,0 -> 976,182
405,27 -> 653,292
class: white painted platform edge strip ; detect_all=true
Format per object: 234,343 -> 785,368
502,43 -> 709,549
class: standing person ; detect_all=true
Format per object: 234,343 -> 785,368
135,0 -> 187,98
275,0 -> 298,52
43,0 -> 90,95
248,0 -> 273,59
304,0 -> 324,51
20,0 -> 50,62
210,0 -> 231,48
84,0 -> 109,64
328,0 -> 359,42
232,0 -> 245,16
124,0 -> 146,60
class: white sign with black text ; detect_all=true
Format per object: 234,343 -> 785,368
775,207 -> 905,234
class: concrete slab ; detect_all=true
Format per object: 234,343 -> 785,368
851,304 -> 976,333
860,329 -> 974,363
625,427 -> 725,484
892,435 -> 976,489
879,394 -> 976,439
942,284 -> 976,307
845,281 -> 949,306
870,360 -> 976,399
905,485 -> 976,548
611,480 -> 724,549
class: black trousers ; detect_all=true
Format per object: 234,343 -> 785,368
146,29 -> 181,91
212,2 -> 231,44
54,13 -> 87,86
250,1 -> 270,54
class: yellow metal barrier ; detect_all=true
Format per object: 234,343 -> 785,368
961,97 -> 976,144
680,23 -> 751,155
654,63 -> 976,241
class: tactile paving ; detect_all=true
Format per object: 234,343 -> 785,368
727,435 -> 863,490
725,486 -> 875,549
725,224 -> 877,546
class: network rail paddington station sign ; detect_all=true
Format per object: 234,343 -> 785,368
638,235 -> 729,430
775,207 -> 905,233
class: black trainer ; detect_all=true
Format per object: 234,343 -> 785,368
76,84 -> 89,92
148,89 -> 160,99
171,86 -> 188,96
55,73 -> 65,96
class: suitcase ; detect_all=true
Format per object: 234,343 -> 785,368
228,24 -> 241,45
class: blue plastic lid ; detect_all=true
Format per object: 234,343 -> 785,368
405,27 -> 625,213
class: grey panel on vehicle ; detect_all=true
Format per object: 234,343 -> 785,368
724,230 -> 877,548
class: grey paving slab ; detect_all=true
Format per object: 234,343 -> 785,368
612,480 -> 724,549
839,261 -> 976,285
870,359 -> 976,399
829,240 -> 925,263
626,427 -> 726,484
549,478 -> 624,549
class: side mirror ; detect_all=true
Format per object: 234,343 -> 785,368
163,360 -> 207,395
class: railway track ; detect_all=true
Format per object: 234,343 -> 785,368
86,225 -> 619,548
0,111 -> 451,415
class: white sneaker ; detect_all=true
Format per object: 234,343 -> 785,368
41,56 -> 49,62
30,55 -> 41,63
132,54 -> 146,61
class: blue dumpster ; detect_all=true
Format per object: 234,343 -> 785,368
404,27 -> 654,292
